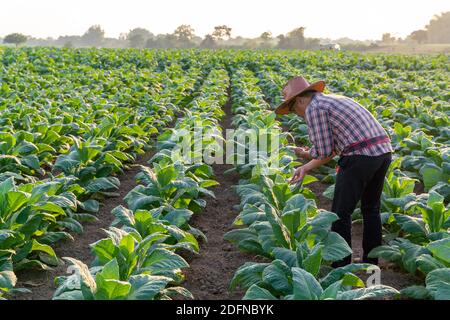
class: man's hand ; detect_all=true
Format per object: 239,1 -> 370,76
289,154 -> 335,185
293,146 -> 311,160
289,165 -> 308,184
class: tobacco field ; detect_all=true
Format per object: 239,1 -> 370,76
0,47 -> 449,300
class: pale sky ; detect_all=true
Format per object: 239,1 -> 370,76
1,0 -> 449,40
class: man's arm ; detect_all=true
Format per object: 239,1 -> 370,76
293,146 -> 312,160
290,106 -> 335,184
290,153 -> 335,184
307,106 -> 334,160
304,153 -> 335,171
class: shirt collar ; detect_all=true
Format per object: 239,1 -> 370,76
304,92 -> 321,124
309,92 -> 322,108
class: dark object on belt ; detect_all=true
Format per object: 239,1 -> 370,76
336,135 -> 390,173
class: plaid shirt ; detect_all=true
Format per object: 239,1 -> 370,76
305,93 -> 393,160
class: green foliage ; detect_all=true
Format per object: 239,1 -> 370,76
1,48 -> 449,300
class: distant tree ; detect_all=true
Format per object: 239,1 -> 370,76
119,33 -> 127,41
174,24 -> 195,40
425,11 -> 450,43
260,31 -> 272,41
81,25 -> 105,47
243,39 -> 258,49
212,25 -> 232,40
129,34 -> 145,48
56,35 -> 82,47
381,33 -> 396,44
277,34 -> 289,49
200,34 -> 217,48
26,36 -> 55,46
305,38 -> 321,50
127,28 -> 153,48
147,34 -> 177,48
410,30 -> 428,44
258,32 -> 273,49
63,41 -> 74,48
287,27 -> 306,48
3,33 -> 28,46
173,25 -> 196,48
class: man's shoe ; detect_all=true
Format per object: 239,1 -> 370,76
362,255 -> 378,265
332,256 -> 352,268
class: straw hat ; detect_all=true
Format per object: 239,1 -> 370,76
275,76 -> 325,115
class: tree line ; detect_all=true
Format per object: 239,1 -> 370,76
380,12 -> 450,45
1,25 -> 324,50
2,12 -> 449,49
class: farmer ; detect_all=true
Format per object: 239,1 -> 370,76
275,76 -> 393,267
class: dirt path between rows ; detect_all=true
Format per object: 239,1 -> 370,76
181,90 -> 259,300
11,151 -> 155,300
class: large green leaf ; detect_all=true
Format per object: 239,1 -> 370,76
0,269 -> 16,290
320,263 -> 372,289
111,205 -> 135,227
31,239 -> 59,265
427,238 -> 450,265
337,285 -> 399,300
33,202 -> 65,215
6,191 -> 28,213
85,177 -> 120,193
309,210 -> 338,229
156,166 -> 177,187
127,275 -> 172,300
94,278 -> 131,300
368,245 -> 402,262
265,205 -> 291,249
271,247 -> 297,267
97,258 -> 120,280
417,254 -> 447,275
163,209 -> 193,227
57,218 -> 83,234
303,245 -> 323,277
425,268 -> 450,300
262,260 -> 291,294
142,248 -> 189,273
400,285 -> 432,300
290,267 -> 322,300
63,257 -> 96,300
91,238 -> 119,265
419,164 -> 443,191
243,284 -> 278,300
230,262 -> 269,291
0,177 -> 15,196
321,232 -> 352,262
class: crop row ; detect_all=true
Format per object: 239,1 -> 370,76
0,49 -> 210,299
249,64 -> 450,299
224,68 -> 400,300
52,68 -> 230,300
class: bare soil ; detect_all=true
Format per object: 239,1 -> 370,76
10,152 -> 155,300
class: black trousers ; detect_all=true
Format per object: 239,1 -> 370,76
331,152 -> 392,267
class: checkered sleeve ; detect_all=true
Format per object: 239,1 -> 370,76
307,106 -> 334,160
